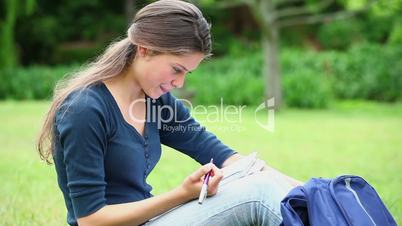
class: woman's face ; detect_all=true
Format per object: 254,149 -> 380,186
133,48 -> 205,99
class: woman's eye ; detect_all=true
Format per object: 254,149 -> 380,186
173,67 -> 182,74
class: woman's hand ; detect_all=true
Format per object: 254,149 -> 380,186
178,163 -> 223,201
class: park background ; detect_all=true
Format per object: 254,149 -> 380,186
0,0 -> 401,225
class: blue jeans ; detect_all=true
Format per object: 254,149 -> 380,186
145,170 -> 294,226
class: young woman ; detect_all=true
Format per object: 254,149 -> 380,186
37,0 -> 300,225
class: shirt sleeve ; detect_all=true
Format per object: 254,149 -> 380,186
158,93 -> 237,168
55,93 -> 108,218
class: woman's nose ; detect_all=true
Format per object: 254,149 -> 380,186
171,74 -> 185,88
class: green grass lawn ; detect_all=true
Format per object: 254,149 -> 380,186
0,100 -> 401,225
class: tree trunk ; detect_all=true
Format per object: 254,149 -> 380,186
262,25 -> 282,109
0,0 -> 17,68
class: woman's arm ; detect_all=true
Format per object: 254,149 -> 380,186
78,163 -> 223,226
78,187 -> 187,226
158,93 -> 236,168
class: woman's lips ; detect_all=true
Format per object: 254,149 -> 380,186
160,85 -> 169,94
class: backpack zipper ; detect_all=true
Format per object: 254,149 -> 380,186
344,178 -> 377,226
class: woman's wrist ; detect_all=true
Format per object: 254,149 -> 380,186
173,185 -> 193,202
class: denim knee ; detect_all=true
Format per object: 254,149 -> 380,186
211,174 -> 285,226
221,170 -> 292,215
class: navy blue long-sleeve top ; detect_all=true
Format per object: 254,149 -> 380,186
53,82 -> 236,226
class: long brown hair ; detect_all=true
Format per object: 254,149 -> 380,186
37,0 -> 212,164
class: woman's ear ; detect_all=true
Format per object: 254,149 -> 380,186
136,46 -> 154,62
137,46 -> 148,57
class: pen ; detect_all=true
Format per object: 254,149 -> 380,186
198,158 -> 213,205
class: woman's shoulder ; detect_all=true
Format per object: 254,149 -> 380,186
56,83 -> 109,123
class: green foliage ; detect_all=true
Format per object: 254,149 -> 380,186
1,44 -> 401,108
317,19 -> 365,50
388,18 -> 402,45
0,0 -> 18,68
316,12 -> 400,49
52,44 -> 104,65
14,0 -> 127,65
362,15 -> 394,43
189,48 -> 333,108
0,0 -> 37,68
281,44 -> 402,103
4,0 -> 402,66
186,52 -> 265,105
15,16 -> 59,65
330,43 -> 402,101
281,49 -> 334,108
283,71 -> 332,108
0,65 -> 72,99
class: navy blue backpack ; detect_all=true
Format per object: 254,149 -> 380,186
280,175 -> 397,226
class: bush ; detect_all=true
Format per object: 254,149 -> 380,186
318,19 -> 365,50
362,16 -> 394,43
281,44 -> 402,103
186,52 -> 265,106
53,43 -> 104,65
331,43 -> 402,101
187,50 -> 334,108
1,43 -> 401,108
283,71 -> 332,108
281,49 -> 333,108
0,65 -> 73,100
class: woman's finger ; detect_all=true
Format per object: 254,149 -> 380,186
189,163 -> 214,182
207,165 -> 223,192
